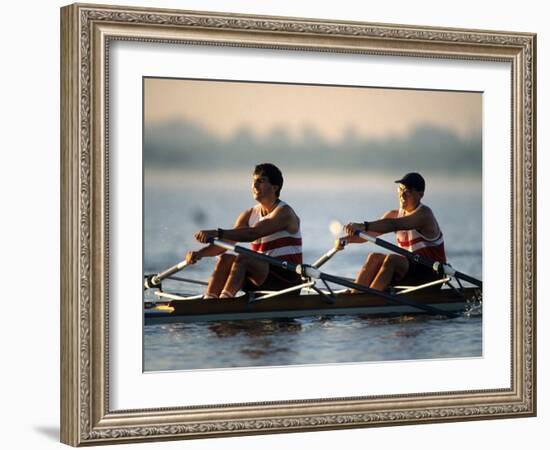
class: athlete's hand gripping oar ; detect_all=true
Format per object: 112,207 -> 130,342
144,259 -> 189,290
311,220 -> 350,268
344,225 -> 482,288
209,238 -> 459,318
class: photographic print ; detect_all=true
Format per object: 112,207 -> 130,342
143,78 -> 483,371
61,4 -> 535,445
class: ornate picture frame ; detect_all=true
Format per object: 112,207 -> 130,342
60,3 -> 536,446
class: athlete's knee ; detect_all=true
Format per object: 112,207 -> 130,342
382,253 -> 400,268
233,253 -> 253,268
216,253 -> 236,267
364,252 -> 384,266
371,252 -> 385,261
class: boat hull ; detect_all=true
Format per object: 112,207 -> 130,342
144,288 -> 481,324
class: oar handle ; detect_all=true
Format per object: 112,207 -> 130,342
210,239 -> 322,279
144,260 -> 189,289
356,230 -> 436,269
210,239 -> 299,272
355,230 -> 482,288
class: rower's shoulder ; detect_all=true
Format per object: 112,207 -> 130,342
417,204 -> 442,234
276,201 -> 300,223
418,203 -> 436,217
277,200 -> 296,214
417,204 -> 441,228
236,207 -> 255,223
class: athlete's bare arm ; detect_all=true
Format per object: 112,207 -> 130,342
186,209 -> 252,263
208,205 -> 298,243
347,206 -> 437,236
337,210 -> 398,249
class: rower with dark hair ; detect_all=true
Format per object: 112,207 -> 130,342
337,172 -> 446,292
187,163 -> 303,299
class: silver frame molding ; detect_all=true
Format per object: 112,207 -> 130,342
60,3 -> 536,446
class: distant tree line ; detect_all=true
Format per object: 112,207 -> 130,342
144,119 -> 482,176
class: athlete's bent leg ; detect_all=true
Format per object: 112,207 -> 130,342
353,253 -> 385,292
221,254 -> 269,298
370,254 -> 409,291
205,253 -> 235,298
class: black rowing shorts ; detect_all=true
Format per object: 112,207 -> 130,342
396,260 -> 443,289
242,265 -> 302,293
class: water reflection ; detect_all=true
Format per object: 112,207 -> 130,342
144,313 -> 482,371
208,319 -> 302,338
207,319 -> 302,361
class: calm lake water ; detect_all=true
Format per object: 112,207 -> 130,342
143,171 -> 482,371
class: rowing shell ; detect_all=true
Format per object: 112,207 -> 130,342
144,287 -> 481,324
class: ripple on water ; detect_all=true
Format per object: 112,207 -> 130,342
144,313 -> 482,371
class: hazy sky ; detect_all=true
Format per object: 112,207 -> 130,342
144,78 -> 481,142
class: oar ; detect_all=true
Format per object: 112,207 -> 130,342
330,220 -> 482,288
209,238 -> 459,318
311,221 -> 350,268
311,240 -> 346,269
352,229 -> 482,288
144,259 -> 189,290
